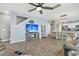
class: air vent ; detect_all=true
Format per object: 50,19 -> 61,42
60,14 -> 67,17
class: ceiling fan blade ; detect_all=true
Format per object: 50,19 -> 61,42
38,3 -> 44,6
28,8 -> 36,12
53,4 -> 61,8
42,6 -> 54,10
29,3 -> 37,7
42,4 -> 61,10
39,10 -> 43,14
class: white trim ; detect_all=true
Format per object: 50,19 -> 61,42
10,39 -> 26,43
0,11 -> 10,15
1,39 -> 10,42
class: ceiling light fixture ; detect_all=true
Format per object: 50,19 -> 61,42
36,7 -> 42,11
2,28 -> 6,31
4,11 -> 10,14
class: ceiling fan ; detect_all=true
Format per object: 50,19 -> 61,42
28,3 -> 61,14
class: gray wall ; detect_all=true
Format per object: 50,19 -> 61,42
0,13 -> 10,41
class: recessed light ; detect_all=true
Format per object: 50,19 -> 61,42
2,28 -> 6,31
4,11 -> 10,14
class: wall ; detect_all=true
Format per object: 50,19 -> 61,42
10,11 -> 49,43
62,22 -> 79,28
16,16 -> 27,25
0,13 -> 10,41
46,24 -> 51,35
49,21 -> 61,33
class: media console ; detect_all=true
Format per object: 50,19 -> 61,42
25,32 -> 39,41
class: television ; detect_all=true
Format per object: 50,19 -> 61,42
26,23 -> 38,32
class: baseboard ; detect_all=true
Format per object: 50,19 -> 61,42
1,39 -> 10,42
10,39 -> 26,43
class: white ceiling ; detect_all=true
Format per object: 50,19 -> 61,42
0,3 -> 79,21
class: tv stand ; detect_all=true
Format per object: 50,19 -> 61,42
25,32 -> 39,41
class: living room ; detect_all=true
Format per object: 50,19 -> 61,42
0,3 -> 79,56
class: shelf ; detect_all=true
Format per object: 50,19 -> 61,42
41,25 -> 46,38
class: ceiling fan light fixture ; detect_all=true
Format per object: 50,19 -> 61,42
36,7 -> 42,11
28,3 -> 61,14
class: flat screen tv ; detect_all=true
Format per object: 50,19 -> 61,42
26,24 -> 38,32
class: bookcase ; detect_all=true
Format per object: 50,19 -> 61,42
41,25 -> 46,38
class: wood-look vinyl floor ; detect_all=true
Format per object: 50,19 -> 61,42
1,38 -> 64,56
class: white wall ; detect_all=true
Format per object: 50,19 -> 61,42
0,13 -> 10,41
46,23 -> 51,35
62,22 -> 79,28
